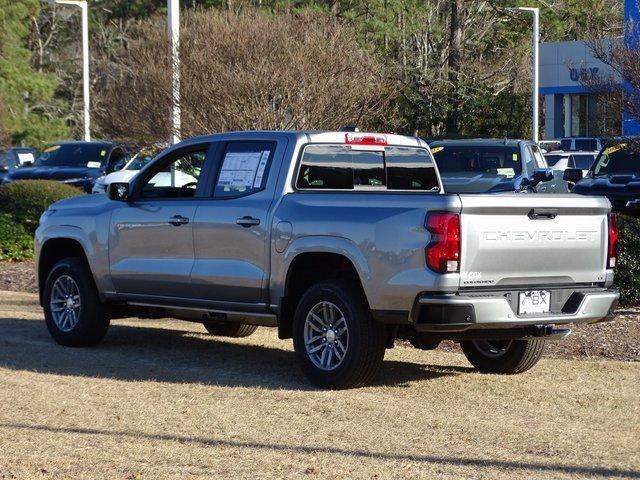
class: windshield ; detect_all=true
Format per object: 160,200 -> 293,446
431,145 -> 522,177
572,153 -> 596,170
544,154 -> 569,167
592,144 -> 640,176
35,143 -> 107,168
126,154 -> 155,171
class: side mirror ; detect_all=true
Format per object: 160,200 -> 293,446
107,182 -> 130,202
532,168 -> 553,186
20,161 -> 33,167
563,168 -> 583,183
0,164 -> 8,173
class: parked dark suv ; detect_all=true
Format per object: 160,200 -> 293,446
567,138 -> 640,216
429,139 -> 561,193
1,141 -> 129,193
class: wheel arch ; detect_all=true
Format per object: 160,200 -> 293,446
275,239 -> 372,339
38,235 -> 94,305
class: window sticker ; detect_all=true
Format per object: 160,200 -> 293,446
512,153 -> 518,161
604,144 -> 625,155
17,153 -> 34,164
87,161 -> 101,168
100,149 -> 107,156
431,146 -> 444,154
217,151 -> 263,191
253,150 -> 270,187
497,167 -> 515,178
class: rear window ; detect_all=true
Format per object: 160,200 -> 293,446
560,139 -> 573,151
544,154 -> 568,167
575,139 -> 598,151
572,153 -> 595,170
431,145 -> 522,177
296,145 -> 438,191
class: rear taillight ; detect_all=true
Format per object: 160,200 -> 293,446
425,212 -> 460,273
608,213 -> 619,269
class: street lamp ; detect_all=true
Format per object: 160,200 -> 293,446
506,7 -> 539,142
46,0 -> 90,142
168,0 -> 180,145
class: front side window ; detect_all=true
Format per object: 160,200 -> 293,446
572,153 -> 596,170
214,141 -> 275,198
141,149 -> 207,199
530,145 -> 547,169
297,144 -> 437,191
544,154 -> 569,167
575,139 -> 598,151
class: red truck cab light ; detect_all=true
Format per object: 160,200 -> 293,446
608,213 -> 619,269
344,133 -> 387,146
425,212 -> 460,273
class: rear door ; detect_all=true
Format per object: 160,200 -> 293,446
458,194 -> 610,288
189,137 -> 286,304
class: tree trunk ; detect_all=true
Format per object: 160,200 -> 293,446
446,0 -> 462,137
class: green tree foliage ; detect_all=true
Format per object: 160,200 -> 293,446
0,0 -> 68,147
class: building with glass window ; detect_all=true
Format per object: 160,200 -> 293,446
540,0 -> 640,139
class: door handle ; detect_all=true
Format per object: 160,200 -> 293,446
236,216 -> 260,228
168,215 -> 189,226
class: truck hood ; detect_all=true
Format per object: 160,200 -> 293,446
49,193 -> 108,210
440,172 -> 522,193
6,166 -> 102,182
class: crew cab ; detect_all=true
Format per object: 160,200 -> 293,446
35,131 -> 619,389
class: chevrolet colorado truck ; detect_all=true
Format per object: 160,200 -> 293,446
35,131 -> 619,389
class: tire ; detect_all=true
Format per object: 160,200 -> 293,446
43,257 -> 110,347
292,280 -> 386,389
461,338 -> 545,374
203,321 -> 258,338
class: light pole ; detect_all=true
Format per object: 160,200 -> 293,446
168,0 -> 181,145
47,0 -> 90,142
507,7 -> 539,142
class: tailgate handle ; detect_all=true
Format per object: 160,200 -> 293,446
528,208 -> 557,220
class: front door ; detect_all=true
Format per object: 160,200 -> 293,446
109,144 -> 213,298
190,139 -> 283,305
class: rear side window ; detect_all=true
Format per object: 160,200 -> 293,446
296,145 -> 438,191
572,154 -> 595,170
560,139 -> 573,151
214,141 -> 275,198
575,139 -> 597,151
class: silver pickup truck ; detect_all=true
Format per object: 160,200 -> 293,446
35,131 -> 619,389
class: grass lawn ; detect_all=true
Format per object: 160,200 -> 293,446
0,290 -> 638,479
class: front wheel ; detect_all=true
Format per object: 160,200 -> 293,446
43,257 -> 110,347
293,280 -> 386,389
461,338 -> 545,374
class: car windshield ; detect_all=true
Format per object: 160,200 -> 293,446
572,153 -> 596,170
544,154 -> 569,167
592,144 -> 640,176
35,143 -> 107,168
126,154 -> 155,171
431,145 -> 522,177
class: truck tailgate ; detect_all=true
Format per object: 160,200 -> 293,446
458,194 -> 610,288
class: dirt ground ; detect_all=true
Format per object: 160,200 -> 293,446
0,289 -> 638,479
2,261 -> 638,362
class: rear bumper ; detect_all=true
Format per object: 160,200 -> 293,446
413,289 -> 619,332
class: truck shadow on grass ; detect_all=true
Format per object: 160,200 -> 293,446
0,316 -> 472,390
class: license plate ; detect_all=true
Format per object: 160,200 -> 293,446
518,290 -> 550,315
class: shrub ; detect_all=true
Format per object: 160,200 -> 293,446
615,214 -> 640,306
0,180 -> 83,234
0,213 -> 33,261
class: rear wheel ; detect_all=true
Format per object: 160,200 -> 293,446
203,321 -> 258,338
461,338 -> 545,374
43,257 -> 110,347
293,280 -> 386,389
